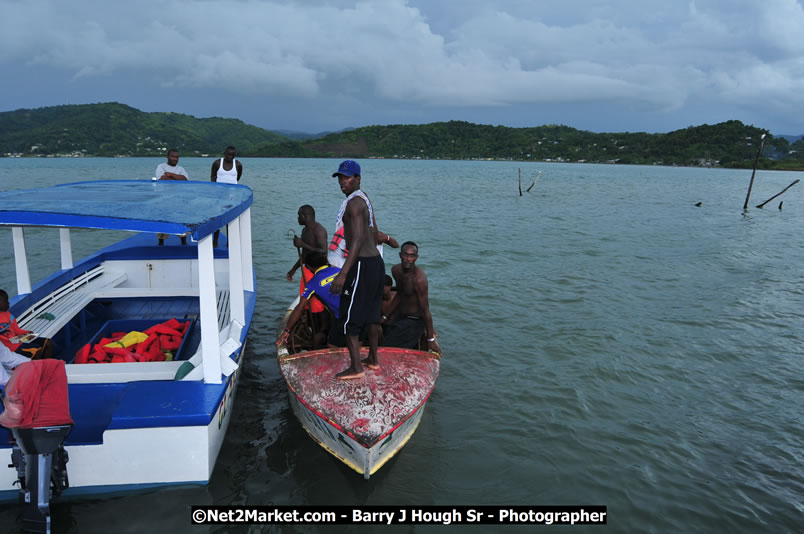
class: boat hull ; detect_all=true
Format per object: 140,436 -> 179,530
0,232 -> 254,498
1,360 -> 240,496
286,366 -> 428,478
278,341 -> 440,479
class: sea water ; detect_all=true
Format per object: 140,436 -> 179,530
0,158 -> 801,533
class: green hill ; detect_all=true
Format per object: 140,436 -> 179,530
3,103 -> 803,170
257,120 -> 803,170
0,102 -> 288,156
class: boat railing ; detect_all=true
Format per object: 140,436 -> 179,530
16,265 -> 128,339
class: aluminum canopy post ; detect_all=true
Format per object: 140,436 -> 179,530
227,216 -> 245,326
240,207 -> 254,292
12,227 -> 32,295
197,234 -> 222,384
59,228 -> 73,270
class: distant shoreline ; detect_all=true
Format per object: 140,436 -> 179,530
3,153 -> 802,171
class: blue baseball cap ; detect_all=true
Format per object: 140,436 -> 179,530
332,160 -> 361,178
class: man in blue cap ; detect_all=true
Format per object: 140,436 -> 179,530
329,160 -> 385,380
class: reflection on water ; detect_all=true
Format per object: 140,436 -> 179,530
0,159 -> 802,533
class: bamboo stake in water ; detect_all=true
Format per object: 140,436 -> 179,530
742,133 -> 766,210
526,171 -> 541,192
518,168 -> 522,196
756,179 -> 799,209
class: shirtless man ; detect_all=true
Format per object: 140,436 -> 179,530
286,205 -> 329,336
383,241 -> 441,354
328,160 -> 385,380
286,205 -> 328,282
210,146 -> 243,247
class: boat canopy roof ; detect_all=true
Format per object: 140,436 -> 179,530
0,180 -> 253,241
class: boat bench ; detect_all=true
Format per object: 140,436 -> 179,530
92,287 -> 230,332
16,265 -> 128,340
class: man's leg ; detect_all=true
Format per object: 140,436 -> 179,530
362,323 -> 380,369
336,333 -> 365,380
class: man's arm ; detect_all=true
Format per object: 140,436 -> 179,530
276,298 -> 309,346
160,172 -> 188,181
236,161 -> 243,181
210,160 -> 219,181
10,318 -> 31,337
377,230 -> 399,248
286,257 -> 302,281
415,270 -> 441,354
292,225 -> 327,255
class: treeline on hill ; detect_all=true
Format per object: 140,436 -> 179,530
256,120 -> 804,170
0,102 -> 287,156
2,103 -> 804,169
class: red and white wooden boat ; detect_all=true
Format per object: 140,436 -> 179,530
276,300 -> 440,478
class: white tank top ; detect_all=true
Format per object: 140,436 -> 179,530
216,158 -> 238,184
328,190 -> 383,268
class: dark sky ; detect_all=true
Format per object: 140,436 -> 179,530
2,0 -> 803,135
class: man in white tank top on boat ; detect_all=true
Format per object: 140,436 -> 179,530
327,160 -> 399,269
210,146 -> 242,184
328,160 -> 385,380
210,146 -> 244,246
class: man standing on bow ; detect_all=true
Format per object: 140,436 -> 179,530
328,160 -> 384,380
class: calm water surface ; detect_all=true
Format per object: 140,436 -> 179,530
0,158 -> 801,533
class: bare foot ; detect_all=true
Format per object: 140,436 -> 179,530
336,368 -> 365,380
361,358 -> 379,370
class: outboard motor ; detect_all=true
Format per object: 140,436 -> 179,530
1,359 -> 73,534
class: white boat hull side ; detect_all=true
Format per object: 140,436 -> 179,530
287,390 -> 427,478
1,366 -> 242,493
206,354 -> 242,475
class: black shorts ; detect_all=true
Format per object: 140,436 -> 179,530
14,338 -> 52,359
382,316 -> 425,349
340,255 -> 385,337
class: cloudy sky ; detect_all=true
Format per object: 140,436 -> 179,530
2,0 -> 804,135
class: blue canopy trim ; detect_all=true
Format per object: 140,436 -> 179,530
0,180 -> 253,241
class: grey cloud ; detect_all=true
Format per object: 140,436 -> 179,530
1,0 -> 804,132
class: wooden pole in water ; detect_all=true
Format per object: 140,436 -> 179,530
742,133 -> 766,210
518,168 -> 522,196
526,171 -> 541,192
756,179 -> 799,208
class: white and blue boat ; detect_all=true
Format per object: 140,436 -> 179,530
0,180 -> 255,497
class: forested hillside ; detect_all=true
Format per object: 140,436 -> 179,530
2,103 -> 803,169
257,120 -> 803,169
0,103 -> 287,156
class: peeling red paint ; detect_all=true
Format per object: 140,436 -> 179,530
279,347 -> 440,447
